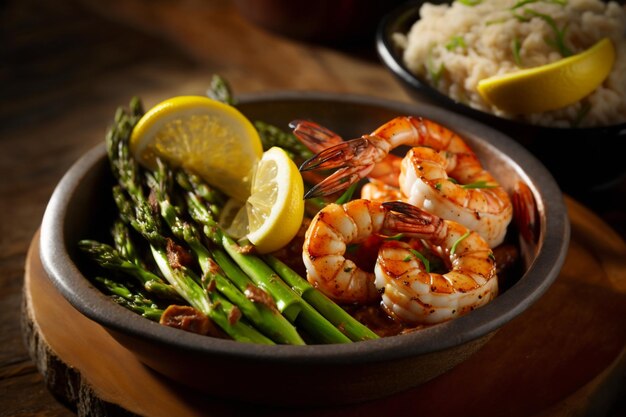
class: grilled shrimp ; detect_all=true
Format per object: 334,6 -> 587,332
374,202 -> 498,324
300,116 -> 512,247
302,199 -> 445,304
400,147 -> 512,247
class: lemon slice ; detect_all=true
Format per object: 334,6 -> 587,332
130,96 -> 263,202
246,147 -> 305,254
477,38 -> 615,114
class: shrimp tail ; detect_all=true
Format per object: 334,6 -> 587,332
303,165 -> 373,199
299,137 -> 371,171
299,136 -> 392,198
382,201 -> 446,239
290,119 -> 343,153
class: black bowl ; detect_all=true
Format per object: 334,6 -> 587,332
376,1 -> 626,202
39,92 -> 569,406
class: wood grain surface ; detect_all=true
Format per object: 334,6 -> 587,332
2,0 -> 625,415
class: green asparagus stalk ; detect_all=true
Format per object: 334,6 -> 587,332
151,246 -> 274,344
221,237 -> 351,344
106,100 -> 145,202
206,74 -> 236,106
264,255 -> 379,342
175,168 -> 226,217
94,276 -> 164,321
78,240 -> 180,300
150,161 -> 305,345
111,219 -> 142,266
219,235 -> 303,322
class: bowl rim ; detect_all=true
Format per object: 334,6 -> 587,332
375,0 -> 626,132
39,91 -> 570,364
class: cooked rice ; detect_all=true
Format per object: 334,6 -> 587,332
396,0 -> 626,127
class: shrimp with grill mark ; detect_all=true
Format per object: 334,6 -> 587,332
302,199 -> 445,304
374,202 -> 498,325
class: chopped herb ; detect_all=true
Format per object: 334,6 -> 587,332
427,50 -> 445,87
516,9 -> 572,57
458,0 -> 483,5
486,17 -> 509,25
572,102 -> 591,127
385,233 -> 405,241
511,0 -> 567,10
434,182 -> 442,191
451,231 -> 471,256
409,249 -> 431,273
403,255 -> 412,262
460,180 -> 498,189
488,252 -> 496,262
511,36 -> 523,66
446,35 -> 467,51
448,177 -> 459,184
335,181 -> 359,204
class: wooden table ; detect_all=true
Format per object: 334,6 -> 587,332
2,0 -> 625,415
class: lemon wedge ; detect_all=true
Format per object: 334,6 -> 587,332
245,147 -> 305,254
130,96 -> 263,202
477,38 -> 615,114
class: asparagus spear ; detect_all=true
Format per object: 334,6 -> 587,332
206,74 -> 236,106
150,245 -> 273,344
221,235 -> 352,344
149,160 -> 305,345
111,219 -> 143,267
94,276 -> 164,321
175,168 -> 225,218
78,239 -> 180,300
264,255 -> 379,342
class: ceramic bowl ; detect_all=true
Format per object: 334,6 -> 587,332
376,1 -> 626,202
39,92 -> 569,406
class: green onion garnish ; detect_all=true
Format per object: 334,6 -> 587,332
446,35 -> 467,51
451,231 -> 471,256
512,36 -> 523,66
515,9 -> 572,57
409,249 -> 431,273
460,181 -> 498,189
335,181 -> 359,204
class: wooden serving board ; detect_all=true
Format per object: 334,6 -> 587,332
22,197 -> 626,417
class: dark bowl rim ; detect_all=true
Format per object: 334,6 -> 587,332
375,0 -> 626,133
39,91 -> 570,365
